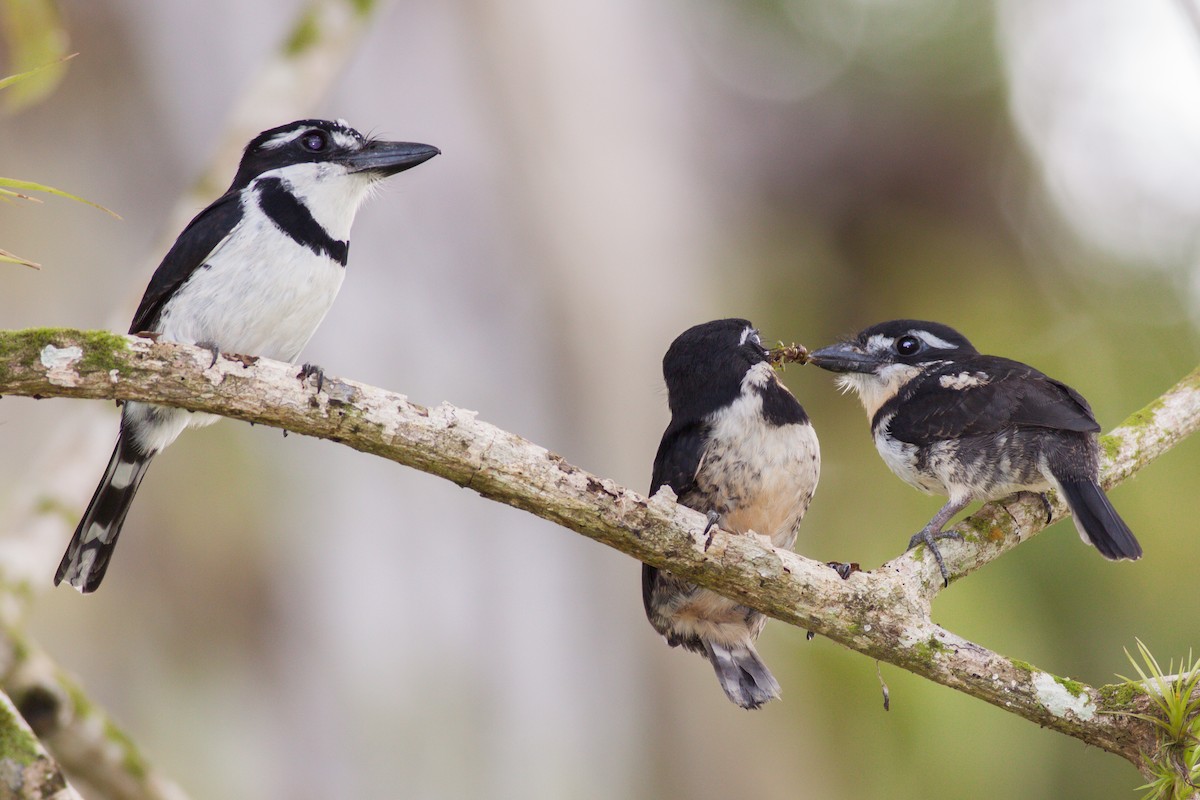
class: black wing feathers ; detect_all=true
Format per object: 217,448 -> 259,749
885,356 -> 1100,445
129,192 -> 243,334
643,419 -> 709,613
641,562 -> 661,620
649,419 -> 708,498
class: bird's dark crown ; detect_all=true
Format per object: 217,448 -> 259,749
228,119 -> 367,191
662,318 -> 770,419
809,319 -> 979,376
851,319 -> 978,364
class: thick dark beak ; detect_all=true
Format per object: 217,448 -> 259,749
808,342 -> 880,374
341,141 -> 440,176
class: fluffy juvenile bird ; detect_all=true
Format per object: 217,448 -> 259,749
809,319 -> 1141,584
57,119 -> 439,593
644,318 -> 820,709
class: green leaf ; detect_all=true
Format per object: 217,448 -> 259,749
0,51 -> 75,92
0,177 -> 121,218
0,0 -> 71,111
0,247 -> 41,269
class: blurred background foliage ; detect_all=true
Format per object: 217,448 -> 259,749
2,0 -> 1199,798
0,0 -> 67,112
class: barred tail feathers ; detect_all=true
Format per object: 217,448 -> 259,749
55,436 -> 154,593
703,639 -> 781,710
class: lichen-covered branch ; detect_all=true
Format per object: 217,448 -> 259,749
0,0 -> 386,596
0,629 -> 189,800
0,4 -> 385,795
1,328 -> 1198,770
0,558 -> 187,798
0,687 -> 78,800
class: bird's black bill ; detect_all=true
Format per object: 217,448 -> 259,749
340,141 -> 440,176
808,343 -> 879,374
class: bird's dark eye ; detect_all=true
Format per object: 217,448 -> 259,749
300,130 -> 328,152
895,335 -> 922,356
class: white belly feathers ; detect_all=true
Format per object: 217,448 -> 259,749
155,194 -> 346,363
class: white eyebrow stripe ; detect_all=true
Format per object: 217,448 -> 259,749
914,330 -> 958,349
261,128 -> 308,149
261,122 -> 362,152
738,326 -> 760,346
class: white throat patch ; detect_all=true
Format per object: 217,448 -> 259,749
836,362 -> 922,420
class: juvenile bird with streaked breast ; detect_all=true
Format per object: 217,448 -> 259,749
809,319 -> 1141,585
644,318 -> 820,709
57,119 -> 439,593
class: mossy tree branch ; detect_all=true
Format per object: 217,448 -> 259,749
0,687 -> 76,800
0,628 -> 187,800
0,3 -> 389,796
1,328 -> 1198,776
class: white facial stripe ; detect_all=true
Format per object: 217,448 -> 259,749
865,333 -> 894,353
331,130 -> 361,150
262,128 -> 308,149
865,329 -> 958,355
738,326 -> 765,350
914,330 -> 958,349
262,124 -> 362,152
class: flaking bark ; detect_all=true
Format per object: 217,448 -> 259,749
2,327 -> 1197,772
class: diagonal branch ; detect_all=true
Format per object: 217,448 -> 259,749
0,687 -> 80,800
1,328 -> 1197,769
0,3 -> 387,794
0,627 -> 188,800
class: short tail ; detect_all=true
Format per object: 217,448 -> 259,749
703,640 -> 781,710
1056,478 -> 1142,561
56,433 -> 154,593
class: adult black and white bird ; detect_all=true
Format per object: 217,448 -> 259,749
56,118 -> 439,593
808,319 -> 1141,584
644,318 -> 820,709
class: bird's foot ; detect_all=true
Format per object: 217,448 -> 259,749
701,510 -> 721,551
809,563 -> 860,640
1015,491 -> 1053,524
298,363 -> 325,393
196,340 -> 221,368
825,561 -> 860,580
907,528 -> 961,587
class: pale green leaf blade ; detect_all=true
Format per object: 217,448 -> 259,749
0,0 -> 71,111
0,177 -> 121,218
0,51 -> 75,91
0,247 -> 41,269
